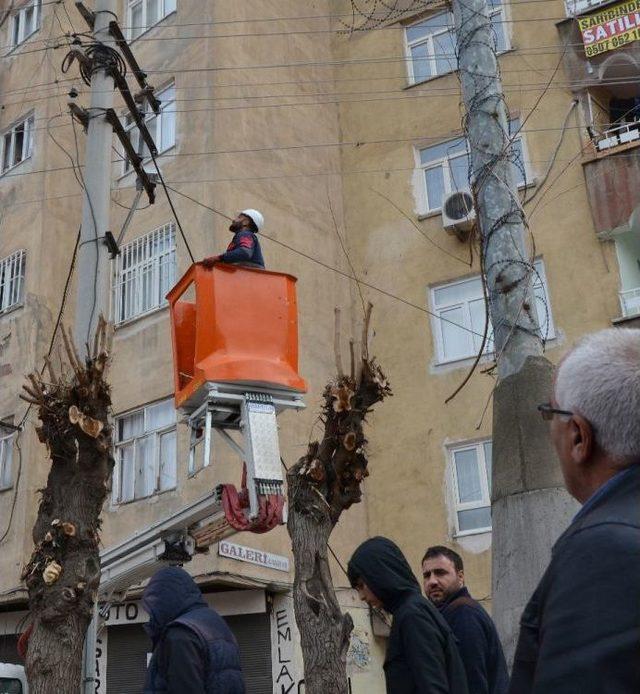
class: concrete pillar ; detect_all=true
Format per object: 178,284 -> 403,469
491,356 -> 578,662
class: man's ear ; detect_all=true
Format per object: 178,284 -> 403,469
570,414 -> 593,465
458,569 -> 465,584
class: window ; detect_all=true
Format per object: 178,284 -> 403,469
112,223 -> 176,324
112,399 -> 177,503
10,0 -> 40,48
614,230 -> 640,317
0,425 -> 15,490
430,259 -> 553,364
1,114 -> 34,174
405,1 -> 507,84
0,250 -> 26,314
128,0 -> 176,39
122,83 -> 176,174
450,440 -> 492,535
419,119 -> 525,213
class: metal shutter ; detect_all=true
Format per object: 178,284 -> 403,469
225,613 -> 272,694
106,613 -> 271,693
0,636 -> 21,666
107,624 -> 151,694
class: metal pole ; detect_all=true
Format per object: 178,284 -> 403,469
74,4 -> 117,690
451,0 -> 542,379
450,0 -> 577,662
73,0 -> 117,352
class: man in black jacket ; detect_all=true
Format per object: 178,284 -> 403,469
509,328 -> 640,694
348,536 -> 469,694
423,546 -> 508,694
142,566 -> 245,693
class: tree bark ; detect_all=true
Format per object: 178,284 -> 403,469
20,318 -> 113,694
287,305 -> 390,694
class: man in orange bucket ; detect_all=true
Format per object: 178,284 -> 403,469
202,209 -> 265,270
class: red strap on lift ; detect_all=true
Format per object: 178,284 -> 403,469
221,464 -> 284,533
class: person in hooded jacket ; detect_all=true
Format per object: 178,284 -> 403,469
142,566 -> 245,694
348,536 -> 469,694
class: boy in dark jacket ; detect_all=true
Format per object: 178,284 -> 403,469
348,536 -> 469,694
142,566 -> 245,694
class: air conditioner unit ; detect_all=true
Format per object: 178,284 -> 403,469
442,191 -> 476,241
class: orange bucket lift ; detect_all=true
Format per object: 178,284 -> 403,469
167,263 -> 307,532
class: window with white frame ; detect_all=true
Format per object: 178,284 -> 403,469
128,0 -> 176,39
112,223 -> 176,324
405,0 -> 508,84
0,250 -> 26,314
430,259 -> 553,364
419,119 -> 525,213
0,425 -> 15,490
10,0 -> 41,48
112,399 -> 177,504
1,114 -> 34,174
450,439 -> 492,535
122,83 -> 176,174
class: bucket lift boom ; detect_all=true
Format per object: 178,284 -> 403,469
99,263 -> 307,597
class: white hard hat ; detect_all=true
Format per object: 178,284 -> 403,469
240,208 -> 264,232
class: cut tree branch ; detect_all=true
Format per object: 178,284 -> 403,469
287,304 -> 391,694
20,317 -> 114,694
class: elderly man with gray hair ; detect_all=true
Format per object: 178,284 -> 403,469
508,328 -> 640,694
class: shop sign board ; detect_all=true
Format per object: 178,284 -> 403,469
218,540 -> 290,572
579,0 -> 640,56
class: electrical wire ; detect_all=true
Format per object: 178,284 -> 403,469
148,150 -> 195,262
161,182 -> 491,341
0,225 -> 82,548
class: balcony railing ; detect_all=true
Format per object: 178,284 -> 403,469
594,121 -> 640,153
620,287 -> 640,317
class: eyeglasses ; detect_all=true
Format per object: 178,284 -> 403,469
537,403 -> 574,421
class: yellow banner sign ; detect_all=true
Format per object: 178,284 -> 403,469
578,0 -> 640,57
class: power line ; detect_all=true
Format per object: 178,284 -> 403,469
106,14 -> 581,45
148,150 -> 195,262
162,181 -> 493,341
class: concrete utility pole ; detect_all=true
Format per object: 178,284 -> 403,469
74,0 -> 117,351
450,0 -> 578,660
72,3 -> 117,691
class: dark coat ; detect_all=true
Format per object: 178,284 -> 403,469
509,465 -> 640,694
142,567 -> 245,694
348,537 -> 469,694
219,230 -> 265,268
439,587 -> 508,694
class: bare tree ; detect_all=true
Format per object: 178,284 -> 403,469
287,305 -> 391,694
19,318 -> 113,694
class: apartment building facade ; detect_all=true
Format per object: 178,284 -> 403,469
0,0 -> 637,691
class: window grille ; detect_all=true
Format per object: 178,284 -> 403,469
112,224 -> 176,324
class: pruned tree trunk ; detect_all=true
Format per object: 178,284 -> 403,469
20,317 -> 113,694
287,305 -> 391,694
